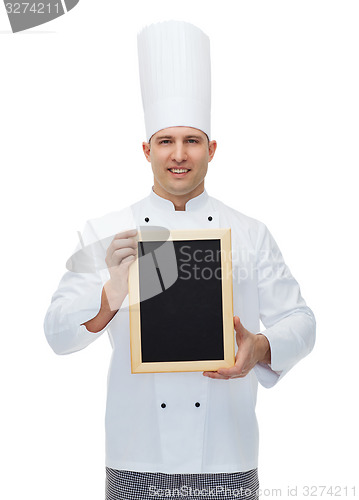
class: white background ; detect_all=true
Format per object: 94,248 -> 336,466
1,1 -> 358,499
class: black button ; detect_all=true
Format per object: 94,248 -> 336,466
145,217 -> 150,223
208,216 -> 213,221
195,402 -> 200,408
161,403 -> 166,409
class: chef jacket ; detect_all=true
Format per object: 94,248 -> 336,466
44,189 -> 316,474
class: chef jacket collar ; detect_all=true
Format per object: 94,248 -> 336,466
150,188 -> 209,212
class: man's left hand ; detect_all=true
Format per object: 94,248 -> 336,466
203,316 -> 271,380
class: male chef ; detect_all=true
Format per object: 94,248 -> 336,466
44,20 -> 316,500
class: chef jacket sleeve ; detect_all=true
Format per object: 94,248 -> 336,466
44,220 -> 115,355
253,223 -> 316,388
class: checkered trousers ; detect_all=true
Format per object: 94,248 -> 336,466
105,467 -> 259,500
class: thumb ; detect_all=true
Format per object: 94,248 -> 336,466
234,316 -> 245,339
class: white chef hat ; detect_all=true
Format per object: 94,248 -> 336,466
137,20 -> 211,142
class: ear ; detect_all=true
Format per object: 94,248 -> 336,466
142,142 -> 151,163
208,140 -> 217,162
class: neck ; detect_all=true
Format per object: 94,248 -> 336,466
153,183 -> 205,211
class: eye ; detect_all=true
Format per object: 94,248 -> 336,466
187,139 -> 199,144
159,140 -> 171,144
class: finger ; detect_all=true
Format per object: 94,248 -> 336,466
218,357 -> 246,377
234,316 -> 244,335
111,247 -> 137,264
218,367 -> 248,378
203,371 -> 230,380
113,229 -> 138,240
122,254 -> 136,265
217,367 -> 242,377
233,316 -> 240,329
234,318 -> 248,348
111,238 -> 138,251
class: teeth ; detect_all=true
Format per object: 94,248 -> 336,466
170,169 -> 189,173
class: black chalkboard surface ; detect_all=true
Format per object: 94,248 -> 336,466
129,229 -> 234,373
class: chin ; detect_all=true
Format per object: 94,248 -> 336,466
167,186 -> 194,196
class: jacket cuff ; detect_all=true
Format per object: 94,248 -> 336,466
253,363 -> 282,388
262,311 -> 315,373
66,288 -> 103,331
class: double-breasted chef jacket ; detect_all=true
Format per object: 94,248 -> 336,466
44,189 -> 316,474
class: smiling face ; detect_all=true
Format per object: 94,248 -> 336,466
142,127 -> 217,210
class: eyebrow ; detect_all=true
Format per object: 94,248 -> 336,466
154,134 -> 204,141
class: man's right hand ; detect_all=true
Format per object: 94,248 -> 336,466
82,230 -> 138,332
104,229 -> 138,311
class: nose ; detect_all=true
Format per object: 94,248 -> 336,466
171,143 -> 187,163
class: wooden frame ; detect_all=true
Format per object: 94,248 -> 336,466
129,228 -> 234,373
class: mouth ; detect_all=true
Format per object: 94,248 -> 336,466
168,168 -> 190,176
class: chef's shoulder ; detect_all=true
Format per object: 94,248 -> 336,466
209,195 -> 271,252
